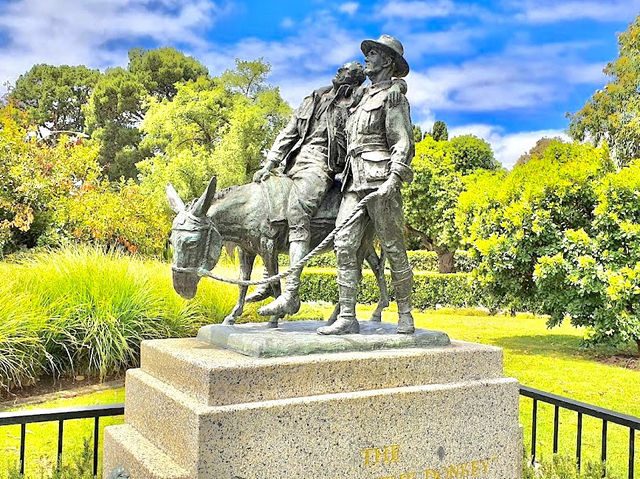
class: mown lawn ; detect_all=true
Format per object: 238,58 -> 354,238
1,305 -> 638,478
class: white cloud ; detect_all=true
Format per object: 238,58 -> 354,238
378,0 -> 456,19
197,11 -> 365,105
338,2 -> 359,15
514,0 -> 640,23
281,17 -> 295,29
448,124 -> 570,169
405,40 -> 608,116
0,0 -> 230,92
403,28 -> 483,60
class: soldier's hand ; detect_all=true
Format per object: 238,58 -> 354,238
253,167 -> 271,183
377,175 -> 401,199
388,90 -> 403,107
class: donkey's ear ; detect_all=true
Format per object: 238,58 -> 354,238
192,176 -> 217,217
166,183 -> 185,213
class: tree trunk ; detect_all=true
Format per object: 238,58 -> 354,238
437,250 -> 455,273
637,339 -> 640,358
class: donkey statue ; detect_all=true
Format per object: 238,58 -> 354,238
166,175 -> 389,328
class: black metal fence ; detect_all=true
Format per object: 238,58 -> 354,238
521,385 -> 639,478
0,403 -> 124,476
0,386 -> 638,477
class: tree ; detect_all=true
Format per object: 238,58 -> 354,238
431,120 -> 448,141
449,135 -> 500,174
83,68 -> 148,179
0,103 -> 101,254
535,160 -> 640,355
84,48 -> 209,180
137,60 -> 290,205
128,47 -> 209,100
569,15 -> 640,167
9,64 -> 101,132
403,137 -> 463,272
412,125 -> 424,143
514,137 -> 561,168
457,140 -> 613,311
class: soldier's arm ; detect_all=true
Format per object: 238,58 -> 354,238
254,100 -> 305,182
265,111 -> 301,169
385,94 -> 414,185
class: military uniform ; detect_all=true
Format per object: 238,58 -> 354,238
266,85 -> 350,243
319,34 -> 416,335
257,82 -> 355,317
333,79 -> 414,315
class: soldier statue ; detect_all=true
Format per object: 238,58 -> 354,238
253,62 -> 367,317
318,35 -> 416,335
253,59 -> 407,319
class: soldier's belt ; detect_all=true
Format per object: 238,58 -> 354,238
347,142 -> 388,157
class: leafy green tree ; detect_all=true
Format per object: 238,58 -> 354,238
83,67 -> 148,179
412,125 -> 424,143
403,137 -> 463,272
431,120 -> 448,141
569,15 -> 640,167
128,47 -> 209,100
9,64 -> 101,132
84,48 -> 209,180
219,58 -> 270,99
535,160 -> 640,355
457,140 -> 613,311
137,60 -> 290,205
514,137 -> 561,168
449,135 -> 500,174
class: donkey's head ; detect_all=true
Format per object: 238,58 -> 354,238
166,177 -> 222,299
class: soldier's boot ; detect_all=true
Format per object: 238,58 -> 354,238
258,241 -> 307,316
318,269 -> 360,335
393,271 -> 415,334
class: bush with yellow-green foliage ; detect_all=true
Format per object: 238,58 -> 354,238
0,103 -> 170,257
535,159 -> 640,355
457,139 -> 613,313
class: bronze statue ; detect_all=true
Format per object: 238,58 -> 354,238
318,35 -> 415,335
253,62 -> 367,317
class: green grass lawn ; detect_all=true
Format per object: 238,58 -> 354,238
1,305 -> 638,478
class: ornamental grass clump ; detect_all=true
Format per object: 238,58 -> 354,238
0,246 -> 238,389
0,288 -> 53,392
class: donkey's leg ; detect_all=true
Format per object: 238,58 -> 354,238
326,303 -> 340,325
222,248 -> 256,325
262,246 -> 283,328
245,266 -> 274,303
365,246 -> 389,322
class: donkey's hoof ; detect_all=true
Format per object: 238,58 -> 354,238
267,317 -> 279,328
222,316 -> 236,325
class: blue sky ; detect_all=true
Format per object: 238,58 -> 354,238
0,0 -> 638,167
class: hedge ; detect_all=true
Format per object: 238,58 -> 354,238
299,268 -> 486,309
280,250 -> 442,271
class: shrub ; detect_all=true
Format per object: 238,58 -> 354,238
299,268 -> 482,309
457,140 -> 613,312
523,454 -> 617,479
535,160 -> 640,354
281,250 -> 441,272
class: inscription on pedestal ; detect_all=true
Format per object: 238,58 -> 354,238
361,444 -> 499,479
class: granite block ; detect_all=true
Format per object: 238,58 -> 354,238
140,337 -> 503,406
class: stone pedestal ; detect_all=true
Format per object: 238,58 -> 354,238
103,321 -> 522,479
